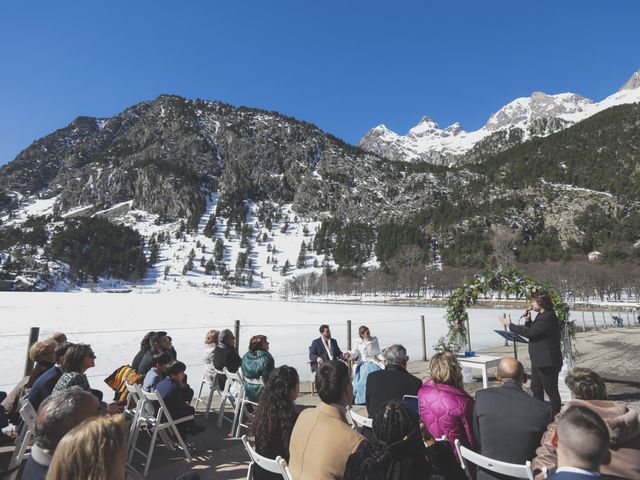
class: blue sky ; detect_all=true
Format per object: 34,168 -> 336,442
0,1 -> 638,165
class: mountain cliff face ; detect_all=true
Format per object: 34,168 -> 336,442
359,68 -> 640,166
1,81 -> 640,292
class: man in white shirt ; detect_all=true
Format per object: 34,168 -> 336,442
309,325 -> 344,373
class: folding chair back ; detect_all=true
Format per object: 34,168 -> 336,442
454,439 -> 535,480
347,407 -> 373,429
194,366 -> 221,419
130,389 -> 193,476
216,367 -> 244,430
7,399 -> 37,471
241,435 -> 292,480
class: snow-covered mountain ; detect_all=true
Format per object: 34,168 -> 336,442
360,68 -> 640,165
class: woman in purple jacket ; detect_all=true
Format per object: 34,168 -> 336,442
418,352 -> 478,457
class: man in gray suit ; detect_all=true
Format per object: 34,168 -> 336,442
473,357 -> 553,480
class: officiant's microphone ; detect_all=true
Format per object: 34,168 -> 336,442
519,308 -> 532,321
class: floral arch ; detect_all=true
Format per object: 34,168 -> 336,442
437,265 -> 574,360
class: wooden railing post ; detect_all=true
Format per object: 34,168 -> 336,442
234,320 -> 240,351
421,315 -> 427,361
24,327 -> 40,376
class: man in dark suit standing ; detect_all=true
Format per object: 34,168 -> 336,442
365,344 -> 422,416
309,325 -> 344,373
501,291 -> 563,414
473,357 -> 553,480
548,405 -> 611,480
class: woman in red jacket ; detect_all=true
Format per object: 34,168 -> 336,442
418,352 -> 478,457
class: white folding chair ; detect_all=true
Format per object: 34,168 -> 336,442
194,365 -> 222,419
216,368 -> 244,430
130,389 -> 193,477
241,435 -> 292,480
454,439 -> 535,480
346,406 -> 373,429
7,399 -> 37,471
234,370 -> 263,438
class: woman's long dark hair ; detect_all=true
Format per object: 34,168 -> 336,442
359,400 -> 432,480
251,366 -> 299,456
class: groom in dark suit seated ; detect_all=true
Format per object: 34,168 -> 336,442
473,357 -> 553,480
309,325 -> 344,373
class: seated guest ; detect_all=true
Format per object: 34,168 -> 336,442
52,344 -> 119,413
1,339 -> 58,424
28,342 -> 73,411
252,366 -> 300,480
131,331 -> 155,372
213,329 -> 242,389
203,329 -> 219,381
547,405 -> 611,480
155,360 -> 205,436
22,387 -> 100,480
534,367 -> 640,480
344,325 -> 383,405
473,357 -> 553,480
418,352 -> 478,457
49,332 -> 67,344
166,335 -> 178,360
241,335 -> 275,401
345,399 -> 466,480
366,344 -> 422,416
289,360 -> 365,480
46,414 -> 129,480
142,351 -> 172,393
137,331 -> 172,375
309,324 -> 343,373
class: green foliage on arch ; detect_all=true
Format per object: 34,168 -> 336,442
436,265 -> 574,359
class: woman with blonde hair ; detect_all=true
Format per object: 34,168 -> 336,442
46,414 -> 129,480
417,352 -> 477,458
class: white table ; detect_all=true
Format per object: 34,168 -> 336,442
457,355 -> 502,389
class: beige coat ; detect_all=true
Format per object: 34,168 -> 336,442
533,399 -> 640,480
289,402 -> 365,480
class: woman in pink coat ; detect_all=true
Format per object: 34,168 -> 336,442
418,352 -> 478,457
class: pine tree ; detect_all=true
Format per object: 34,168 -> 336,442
204,258 -> 215,275
313,258 -> 319,268
224,224 -> 231,239
282,259 -> 290,275
265,217 -> 272,231
188,248 -> 196,260
262,232 -> 268,242
214,239 -> 224,261
203,215 -> 217,238
200,256 -> 206,267
164,265 -> 170,279
281,221 -> 289,234
266,256 -> 271,264
297,241 -> 307,269
149,242 -> 160,265
303,225 -> 310,236
247,272 -> 254,285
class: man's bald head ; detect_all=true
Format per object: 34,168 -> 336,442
497,357 -> 525,385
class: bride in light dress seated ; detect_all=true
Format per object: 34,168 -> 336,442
343,325 -> 384,405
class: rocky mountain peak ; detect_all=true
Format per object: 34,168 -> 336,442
619,68 -> 640,91
407,115 -> 440,136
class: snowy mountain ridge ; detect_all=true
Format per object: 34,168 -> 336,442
360,68 -> 640,165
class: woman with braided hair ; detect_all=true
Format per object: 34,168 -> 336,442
251,365 -> 300,480
344,400 -> 464,480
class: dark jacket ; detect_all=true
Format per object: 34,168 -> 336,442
509,310 -> 563,369
213,344 -> 242,389
131,349 -> 147,372
241,349 -> 274,402
309,337 -> 343,373
155,377 -> 195,421
473,381 -> 553,480
365,364 -> 422,417
548,471 -> 602,480
27,365 -> 63,411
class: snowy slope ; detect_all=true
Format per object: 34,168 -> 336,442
360,68 -> 640,165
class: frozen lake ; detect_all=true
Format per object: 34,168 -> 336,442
0,292 -> 550,401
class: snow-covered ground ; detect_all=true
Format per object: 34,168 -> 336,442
0,292 -> 625,401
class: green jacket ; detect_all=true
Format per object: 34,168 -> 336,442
241,349 -> 274,402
